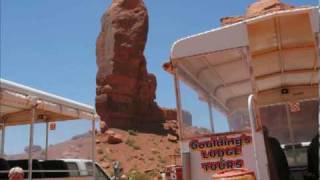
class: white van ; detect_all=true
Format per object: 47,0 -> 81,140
63,159 -> 111,180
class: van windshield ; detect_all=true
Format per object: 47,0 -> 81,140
178,78 -> 252,139
260,100 -> 318,145
259,99 -> 318,167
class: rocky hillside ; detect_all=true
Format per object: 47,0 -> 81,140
8,119 -> 181,179
7,132 -> 93,160
96,119 -> 181,178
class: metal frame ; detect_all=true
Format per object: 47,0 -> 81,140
0,117 -> 97,179
172,45 -> 270,180
173,72 -> 191,180
29,108 -> 35,179
45,121 -> 49,160
207,102 -> 215,132
174,65 -> 217,135
316,32 -> 319,179
91,117 -> 96,178
8,114 -> 97,180
169,7 -> 318,180
248,94 -> 261,180
174,59 -> 230,113
1,122 -> 5,156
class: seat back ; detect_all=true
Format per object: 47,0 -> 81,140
0,158 -> 9,179
307,134 -> 319,178
268,137 -> 291,180
7,159 -> 44,179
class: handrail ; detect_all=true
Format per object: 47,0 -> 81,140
248,94 -> 261,180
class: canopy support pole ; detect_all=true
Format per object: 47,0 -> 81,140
1,122 -> 5,156
248,95 -> 261,180
28,107 -> 36,180
92,117 -> 96,178
45,121 -> 49,160
244,46 -> 262,180
174,71 -> 191,180
316,33 -> 319,171
207,102 -> 215,132
174,72 -> 184,142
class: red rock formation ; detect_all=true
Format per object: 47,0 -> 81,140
161,108 -> 177,120
96,0 -> 163,131
221,0 -> 295,26
246,0 -> 294,18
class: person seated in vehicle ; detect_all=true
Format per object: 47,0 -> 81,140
8,167 -> 24,180
305,134 -> 319,180
263,126 -> 290,180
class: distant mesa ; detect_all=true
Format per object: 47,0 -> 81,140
24,145 -> 42,153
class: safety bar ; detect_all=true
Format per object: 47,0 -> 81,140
248,94 -> 261,180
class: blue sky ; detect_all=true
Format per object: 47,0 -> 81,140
1,0 -> 318,154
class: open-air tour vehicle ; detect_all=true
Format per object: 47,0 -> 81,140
0,79 -> 110,179
166,6 -> 319,180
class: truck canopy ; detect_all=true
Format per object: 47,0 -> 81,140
0,78 -> 97,126
171,6 -> 319,114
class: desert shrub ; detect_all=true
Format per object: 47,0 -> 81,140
158,155 -> 166,164
151,149 -> 159,154
97,148 -> 104,155
128,171 -> 150,180
146,169 -> 158,177
125,138 -> 140,150
133,145 -> 141,150
103,154 -> 112,161
128,129 -> 138,136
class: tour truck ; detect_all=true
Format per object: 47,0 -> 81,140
165,6 -> 319,180
0,79 -> 109,179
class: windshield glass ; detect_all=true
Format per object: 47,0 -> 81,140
176,68 -> 252,139
259,99 -> 318,167
260,100 -> 318,145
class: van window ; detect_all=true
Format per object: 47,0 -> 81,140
85,162 -> 111,180
95,164 -> 111,180
85,162 -> 94,176
66,162 -> 80,176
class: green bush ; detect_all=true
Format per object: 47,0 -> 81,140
125,138 -> 140,150
128,171 -> 150,180
97,148 -> 104,155
128,129 -> 138,136
158,155 -> 166,164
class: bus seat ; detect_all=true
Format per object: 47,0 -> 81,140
263,127 -> 290,180
0,158 -> 9,179
7,159 -> 44,179
267,137 -> 290,180
307,134 -> 319,179
40,160 -> 70,178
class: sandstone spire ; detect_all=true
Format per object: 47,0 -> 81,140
96,0 -> 163,131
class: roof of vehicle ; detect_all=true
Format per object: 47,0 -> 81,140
61,159 -> 93,163
0,78 -> 97,126
170,6 -> 319,113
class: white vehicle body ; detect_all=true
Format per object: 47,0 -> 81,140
62,159 -> 111,179
168,6 -> 319,180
